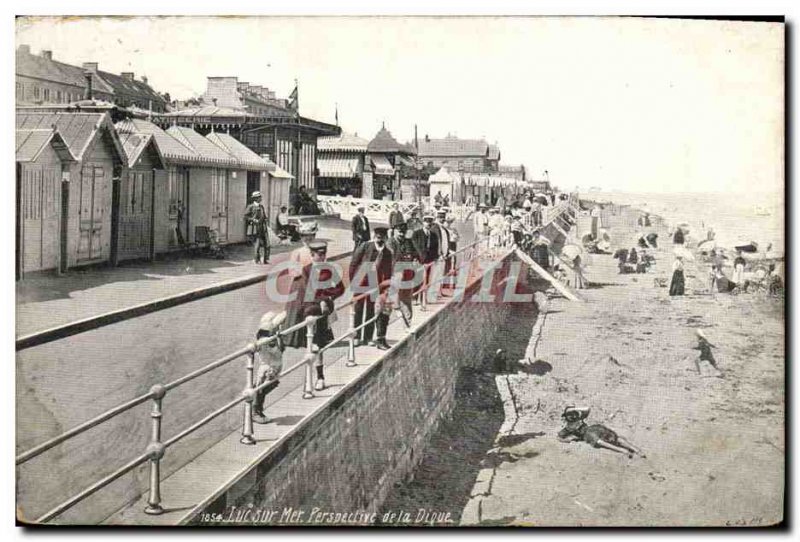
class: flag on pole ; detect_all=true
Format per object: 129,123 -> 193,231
335,103 -> 339,126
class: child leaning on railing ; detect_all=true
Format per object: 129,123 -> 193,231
252,311 -> 287,424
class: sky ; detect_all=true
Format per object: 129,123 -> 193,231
15,16 -> 784,194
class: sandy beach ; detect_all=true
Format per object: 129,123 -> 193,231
461,203 -> 785,526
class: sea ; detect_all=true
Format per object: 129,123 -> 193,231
584,190 -> 785,254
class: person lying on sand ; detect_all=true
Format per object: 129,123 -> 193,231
557,406 -> 646,458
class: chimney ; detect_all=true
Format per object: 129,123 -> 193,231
121,72 -> 134,81
84,71 -> 93,100
425,134 -> 430,142
82,62 -> 98,72
18,44 -> 31,54
40,50 -> 52,60
141,75 -> 148,84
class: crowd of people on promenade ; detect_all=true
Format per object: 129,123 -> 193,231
243,188 -> 578,423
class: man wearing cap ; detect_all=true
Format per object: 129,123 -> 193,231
283,240 -> 346,390
349,227 -> 393,349
244,191 -> 270,264
388,202 -> 406,238
387,222 -> 418,326
351,205 -> 371,250
251,311 -> 287,424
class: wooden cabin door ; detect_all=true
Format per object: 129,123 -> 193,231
167,167 -> 189,248
211,169 -> 229,242
21,165 -> 61,272
77,163 -> 110,262
118,169 -> 152,260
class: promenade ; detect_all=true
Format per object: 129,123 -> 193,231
15,217 -> 354,337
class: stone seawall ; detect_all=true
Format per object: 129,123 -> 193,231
191,255 -> 524,524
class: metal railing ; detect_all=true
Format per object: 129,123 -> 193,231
19,194 -> 582,523
17,227 -> 513,523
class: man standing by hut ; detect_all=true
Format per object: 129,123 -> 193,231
244,191 -> 270,264
352,205 -> 371,250
349,227 -> 393,348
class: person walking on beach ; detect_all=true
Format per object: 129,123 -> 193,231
669,255 -> 685,296
733,250 -> 747,287
673,226 -> 685,246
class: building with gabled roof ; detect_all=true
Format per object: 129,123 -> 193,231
364,125 -> 417,200
16,45 -> 168,112
16,110 -> 128,273
415,134 -> 501,174
16,128 -> 77,277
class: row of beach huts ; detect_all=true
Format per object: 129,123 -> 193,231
16,106 -> 294,278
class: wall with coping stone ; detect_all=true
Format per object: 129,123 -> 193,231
191,253 -> 526,525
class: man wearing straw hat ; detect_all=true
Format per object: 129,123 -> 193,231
473,204 -> 490,238
244,191 -> 270,264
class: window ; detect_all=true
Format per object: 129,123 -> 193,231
56,90 -> 62,103
16,82 -> 23,99
43,88 -> 50,101
33,86 -> 40,99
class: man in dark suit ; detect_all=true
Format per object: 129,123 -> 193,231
244,191 -> 270,264
387,222 -> 419,327
349,227 -> 393,349
411,215 -> 440,308
388,202 -> 405,238
351,205 -> 371,250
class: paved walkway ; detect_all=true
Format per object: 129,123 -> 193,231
16,219 -> 355,337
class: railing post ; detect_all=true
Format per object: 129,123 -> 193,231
240,345 -> 257,446
303,317 -> 315,399
144,384 -> 166,515
347,304 -> 357,367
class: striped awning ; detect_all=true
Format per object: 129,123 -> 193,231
397,155 -> 415,168
371,155 -> 395,176
318,156 -> 360,178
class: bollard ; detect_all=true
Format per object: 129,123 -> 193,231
144,384 -> 166,515
302,318 -> 315,399
347,305 -> 357,367
240,346 -> 257,445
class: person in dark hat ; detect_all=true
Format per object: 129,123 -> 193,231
244,191 -> 270,264
411,215 -> 440,308
283,240 -> 346,390
387,222 -> 419,326
349,227 -> 393,349
351,205 -> 371,250
388,202 -> 406,238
